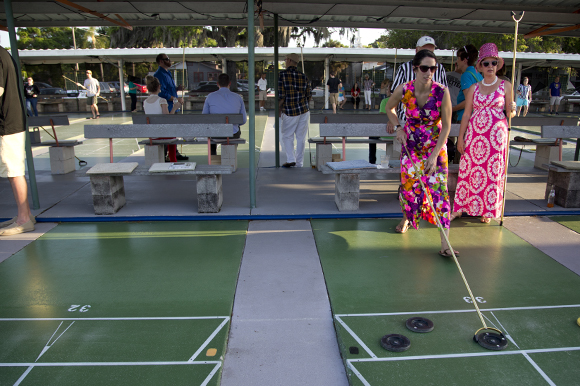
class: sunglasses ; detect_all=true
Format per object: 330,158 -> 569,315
417,65 -> 437,73
161,57 -> 170,62
482,61 -> 498,67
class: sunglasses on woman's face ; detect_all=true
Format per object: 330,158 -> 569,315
482,61 -> 498,67
417,65 -> 437,73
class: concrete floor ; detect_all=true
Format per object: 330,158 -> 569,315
1,110 -> 579,385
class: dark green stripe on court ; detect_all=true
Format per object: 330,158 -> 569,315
550,215 -> 580,234
0,221 -> 247,386
312,218 -> 580,385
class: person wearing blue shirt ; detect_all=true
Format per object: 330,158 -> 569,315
153,53 -> 188,160
153,53 -> 183,113
452,45 -> 482,122
202,73 -> 247,155
549,76 -> 562,115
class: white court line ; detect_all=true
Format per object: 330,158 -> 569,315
200,363 -> 222,386
489,311 -> 520,349
13,366 -> 34,386
188,317 -> 230,362
349,346 -> 580,363
335,316 -> 377,359
522,353 -> 556,386
0,316 -> 228,321
347,361 -> 372,386
1,361 -> 221,367
335,303 -> 580,318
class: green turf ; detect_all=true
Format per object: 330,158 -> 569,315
549,215 -> 580,234
0,221 -> 247,385
311,218 -> 580,385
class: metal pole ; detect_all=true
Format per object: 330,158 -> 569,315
500,11 -> 524,227
274,14 -> 280,168
248,0 -> 256,208
324,57 -> 330,110
118,60 -> 126,111
5,0 -> 40,209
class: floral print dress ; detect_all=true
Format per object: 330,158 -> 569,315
400,80 -> 451,230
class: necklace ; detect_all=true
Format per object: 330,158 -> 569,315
482,76 -> 498,87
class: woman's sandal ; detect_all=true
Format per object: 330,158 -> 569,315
480,217 -> 491,224
439,249 -> 460,257
395,220 -> 410,234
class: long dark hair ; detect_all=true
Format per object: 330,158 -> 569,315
457,44 -> 478,66
413,50 -> 438,67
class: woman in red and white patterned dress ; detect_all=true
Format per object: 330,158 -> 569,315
450,43 -> 516,223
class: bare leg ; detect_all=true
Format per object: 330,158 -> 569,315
439,227 -> 452,253
332,103 -> 336,114
395,212 -> 409,233
8,176 -> 32,225
523,106 -> 528,117
516,106 -> 522,117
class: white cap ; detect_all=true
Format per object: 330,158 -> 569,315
416,36 -> 437,48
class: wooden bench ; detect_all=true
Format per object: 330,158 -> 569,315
86,162 -> 232,214
28,115 -> 84,174
36,98 -> 65,113
509,117 -> 579,169
309,114 -> 460,170
321,162 -> 460,211
84,122 -> 238,214
132,114 -> 246,171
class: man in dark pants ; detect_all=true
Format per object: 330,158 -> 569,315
24,77 -> 40,117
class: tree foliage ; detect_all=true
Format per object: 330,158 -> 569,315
370,29 -> 580,54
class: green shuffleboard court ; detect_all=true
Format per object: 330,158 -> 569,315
0,221 -> 248,386
549,216 -> 580,234
312,218 -> 580,386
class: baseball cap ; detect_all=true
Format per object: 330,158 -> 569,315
416,36 -> 437,48
285,53 -> 300,63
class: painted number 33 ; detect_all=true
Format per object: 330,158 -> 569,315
68,305 -> 91,312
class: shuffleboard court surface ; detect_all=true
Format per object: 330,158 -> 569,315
312,218 -> 580,385
0,221 -> 247,386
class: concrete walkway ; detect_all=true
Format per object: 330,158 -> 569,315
220,220 -> 348,386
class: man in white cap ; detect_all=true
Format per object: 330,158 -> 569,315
388,36 -> 448,133
278,53 -> 312,168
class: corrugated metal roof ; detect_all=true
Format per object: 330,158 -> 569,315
17,47 -> 580,67
2,1 -> 580,37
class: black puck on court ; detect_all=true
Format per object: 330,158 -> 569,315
380,334 -> 411,352
405,317 -> 434,333
474,331 -> 508,351
349,346 -> 359,354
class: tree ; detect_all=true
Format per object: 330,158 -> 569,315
370,29 -> 580,54
322,39 -> 348,48
17,27 -> 88,50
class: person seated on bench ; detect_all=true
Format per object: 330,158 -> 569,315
202,73 -> 247,156
143,75 -> 184,162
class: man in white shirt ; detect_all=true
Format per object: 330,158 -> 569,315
257,73 -> 268,111
83,70 -> 100,119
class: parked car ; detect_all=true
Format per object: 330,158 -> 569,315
134,83 -> 148,93
193,84 -> 219,92
563,91 -> 580,102
98,82 -> 116,94
107,81 -> 129,94
39,87 -> 67,96
33,82 -> 52,90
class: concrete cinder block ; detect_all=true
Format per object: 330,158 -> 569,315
49,146 -> 76,174
144,145 -> 165,166
196,174 -> 222,195
335,191 -> 359,211
89,175 -> 126,214
221,144 -> 237,171
210,155 -> 222,165
534,145 -> 559,170
197,192 -> 223,213
316,143 -> 332,171
335,173 -> 360,193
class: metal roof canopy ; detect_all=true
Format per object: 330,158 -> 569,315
2,1 -> 580,38
17,47 -> 580,68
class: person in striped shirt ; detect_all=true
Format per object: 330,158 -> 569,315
388,36 -> 448,134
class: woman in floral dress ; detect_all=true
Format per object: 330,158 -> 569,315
385,50 -> 455,256
451,43 -> 516,223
